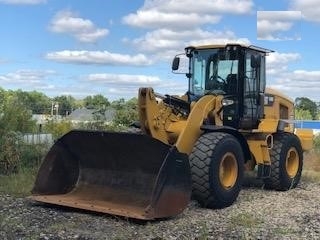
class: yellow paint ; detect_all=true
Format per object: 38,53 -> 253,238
219,153 -> 238,189
255,119 -> 279,133
247,140 -> 270,165
138,83 -> 313,171
285,147 -> 299,177
175,95 -> 218,154
264,88 -> 294,120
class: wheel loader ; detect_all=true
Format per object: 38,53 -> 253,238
31,44 -> 313,220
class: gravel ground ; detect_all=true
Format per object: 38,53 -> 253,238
1,179 -> 320,240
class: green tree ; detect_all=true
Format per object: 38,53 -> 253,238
0,87 -> 7,105
4,89 -> 51,114
112,98 -> 138,126
84,94 -> 110,109
44,120 -> 73,139
0,92 -> 37,174
295,108 -> 312,120
0,94 -> 36,133
295,97 -> 318,120
27,91 -> 51,114
53,95 -> 77,116
111,98 -> 126,110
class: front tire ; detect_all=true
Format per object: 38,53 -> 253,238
190,132 -> 244,208
264,133 -> 303,190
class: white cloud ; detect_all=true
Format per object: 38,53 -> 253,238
122,0 -> 252,62
85,73 -> 188,99
130,28 -> 250,59
131,28 -> 192,52
49,10 -> 109,43
87,73 -> 161,86
258,11 -> 301,21
0,0 -> 45,4
123,11 -> 221,30
266,52 -> 301,75
0,69 -> 55,83
45,50 -> 152,66
265,52 -> 320,100
147,0 -> 254,14
0,69 -> 56,90
291,0 -> 320,23
272,70 -> 320,87
105,81 -> 187,99
123,0 -> 253,29
268,70 -> 320,101
257,11 -> 301,40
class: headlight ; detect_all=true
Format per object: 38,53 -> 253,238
222,99 -> 234,106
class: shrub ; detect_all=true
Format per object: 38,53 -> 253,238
19,143 -> 50,169
44,120 -> 73,140
0,167 -> 39,197
0,131 -> 20,174
0,131 -> 50,174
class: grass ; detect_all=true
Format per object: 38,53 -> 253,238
273,226 -> 297,236
230,213 -> 263,228
0,167 -> 38,197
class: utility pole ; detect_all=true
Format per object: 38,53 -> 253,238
55,103 -> 59,117
51,101 -> 59,118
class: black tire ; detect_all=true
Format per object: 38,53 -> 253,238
263,133 -> 303,190
189,132 -> 244,209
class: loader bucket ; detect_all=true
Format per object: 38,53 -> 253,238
31,130 -> 191,220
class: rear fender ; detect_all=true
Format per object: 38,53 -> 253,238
294,128 -> 313,151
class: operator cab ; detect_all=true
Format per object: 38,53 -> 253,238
172,44 -> 273,130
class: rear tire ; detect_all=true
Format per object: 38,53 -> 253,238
264,133 -> 303,190
190,132 -> 244,208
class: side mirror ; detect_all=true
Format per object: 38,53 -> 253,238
172,57 -> 180,71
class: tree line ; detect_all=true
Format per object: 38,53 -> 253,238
0,88 -> 114,116
1,88 -> 319,135
0,88 -> 139,133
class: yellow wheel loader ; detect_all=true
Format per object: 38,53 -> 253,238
31,44 -> 313,220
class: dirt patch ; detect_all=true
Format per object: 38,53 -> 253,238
304,150 -> 320,171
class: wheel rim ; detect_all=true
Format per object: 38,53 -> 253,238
286,147 -> 299,178
219,153 -> 238,189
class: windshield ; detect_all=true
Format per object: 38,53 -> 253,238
189,48 -> 239,96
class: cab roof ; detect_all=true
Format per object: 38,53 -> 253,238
265,87 -> 293,103
186,43 -> 274,54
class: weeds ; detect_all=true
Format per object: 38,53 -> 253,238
230,213 -> 263,228
0,135 -> 45,196
0,167 -> 39,197
273,226 -> 297,236
313,134 -> 320,149
196,223 -> 210,240
0,131 -> 20,174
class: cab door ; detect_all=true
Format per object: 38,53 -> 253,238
240,51 -> 265,129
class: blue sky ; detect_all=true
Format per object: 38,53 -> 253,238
0,0 -> 319,101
